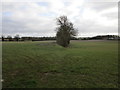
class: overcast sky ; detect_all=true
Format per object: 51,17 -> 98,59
1,0 -> 119,37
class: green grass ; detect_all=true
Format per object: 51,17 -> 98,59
2,40 -> 118,88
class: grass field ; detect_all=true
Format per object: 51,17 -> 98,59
2,40 -> 118,88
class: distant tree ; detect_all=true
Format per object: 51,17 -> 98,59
2,35 -> 5,41
14,34 -> 20,41
7,35 -> 12,41
56,16 -> 77,47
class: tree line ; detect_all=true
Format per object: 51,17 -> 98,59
80,35 -> 120,40
1,34 -> 119,42
1,35 -> 78,41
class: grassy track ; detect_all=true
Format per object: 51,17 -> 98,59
2,40 -> 118,88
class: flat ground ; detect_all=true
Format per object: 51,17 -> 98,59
2,40 -> 118,88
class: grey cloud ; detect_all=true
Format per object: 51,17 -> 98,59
1,1 -> 118,37
84,2 -> 117,12
75,18 -> 118,34
101,12 -> 118,19
2,15 -> 56,36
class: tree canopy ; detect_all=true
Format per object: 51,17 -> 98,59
56,16 -> 77,47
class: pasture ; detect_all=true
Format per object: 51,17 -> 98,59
2,40 -> 118,88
